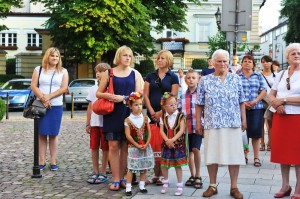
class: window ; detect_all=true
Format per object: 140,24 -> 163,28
27,33 -> 42,47
0,33 -> 17,47
196,22 -> 212,42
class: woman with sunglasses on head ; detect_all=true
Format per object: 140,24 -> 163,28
269,43 -> 300,199
144,50 -> 179,185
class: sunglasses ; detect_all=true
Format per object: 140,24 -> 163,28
286,77 -> 290,90
155,78 -> 162,88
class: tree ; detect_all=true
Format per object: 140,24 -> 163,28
207,31 -> 228,58
280,0 -> 300,43
0,0 -> 23,31
30,0 -> 206,63
191,59 -> 208,69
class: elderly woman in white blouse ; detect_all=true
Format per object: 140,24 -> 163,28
196,49 -> 246,199
269,43 -> 300,199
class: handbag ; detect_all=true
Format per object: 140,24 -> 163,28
93,69 -> 114,115
149,123 -> 163,162
23,67 -> 55,118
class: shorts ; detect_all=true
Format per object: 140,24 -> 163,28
188,133 -> 202,152
90,127 -> 109,150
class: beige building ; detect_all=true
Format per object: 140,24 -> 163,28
1,0 -> 263,78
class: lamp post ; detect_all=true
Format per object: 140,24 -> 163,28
275,43 -> 283,70
215,7 -> 221,31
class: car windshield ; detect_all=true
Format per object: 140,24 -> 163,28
1,81 -> 31,90
69,80 -> 95,87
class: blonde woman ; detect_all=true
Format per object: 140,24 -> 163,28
96,46 -> 144,191
31,47 -> 69,171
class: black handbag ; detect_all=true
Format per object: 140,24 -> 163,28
23,67 -> 55,119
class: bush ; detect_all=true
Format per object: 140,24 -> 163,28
134,59 -> 155,77
0,74 -> 25,85
6,58 -> 16,74
191,58 -> 208,69
0,99 -> 6,121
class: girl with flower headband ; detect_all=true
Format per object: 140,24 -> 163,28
124,92 -> 154,196
159,92 -> 188,196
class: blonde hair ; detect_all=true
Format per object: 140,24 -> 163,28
156,50 -> 173,68
113,45 -> 135,67
95,63 -> 111,72
42,47 -> 63,72
285,43 -> 300,59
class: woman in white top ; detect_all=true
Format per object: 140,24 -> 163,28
269,43 -> 300,199
31,47 -> 69,171
260,55 -> 276,151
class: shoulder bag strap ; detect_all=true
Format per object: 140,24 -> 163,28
37,66 -> 42,88
261,73 -> 272,88
49,71 -> 56,94
279,70 -> 286,82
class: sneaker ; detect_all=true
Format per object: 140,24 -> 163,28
50,164 -> 58,171
39,164 -> 46,170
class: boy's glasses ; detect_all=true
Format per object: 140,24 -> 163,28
286,77 -> 290,90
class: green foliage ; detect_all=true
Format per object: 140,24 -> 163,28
6,58 -> 16,75
191,59 -> 208,69
0,99 -> 6,121
281,0 -> 300,43
207,31 -> 228,58
0,0 -> 23,31
135,59 -> 155,77
29,0 -> 207,62
0,74 -> 25,85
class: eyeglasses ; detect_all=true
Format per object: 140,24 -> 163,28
165,103 -> 177,108
286,77 -> 290,90
155,78 -> 162,88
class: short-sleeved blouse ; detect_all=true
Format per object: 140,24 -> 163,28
145,69 -> 179,118
196,72 -> 245,129
272,69 -> 300,114
238,71 -> 267,109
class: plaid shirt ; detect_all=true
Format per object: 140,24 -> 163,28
238,71 -> 267,109
178,88 -> 197,134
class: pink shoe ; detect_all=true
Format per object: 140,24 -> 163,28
161,181 -> 169,194
175,186 -> 183,196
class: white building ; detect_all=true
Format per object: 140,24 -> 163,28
1,0 -> 265,76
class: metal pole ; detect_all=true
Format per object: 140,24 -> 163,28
233,0 -> 239,56
32,109 -> 42,178
71,92 -> 74,119
6,92 -> 9,120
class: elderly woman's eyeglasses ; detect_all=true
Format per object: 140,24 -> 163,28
286,77 -> 290,90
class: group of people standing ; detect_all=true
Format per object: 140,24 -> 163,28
31,43 -> 300,199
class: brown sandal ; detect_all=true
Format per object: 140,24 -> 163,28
267,145 -> 271,151
259,144 -> 265,151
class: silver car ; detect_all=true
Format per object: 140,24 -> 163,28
65,78 -> 98,110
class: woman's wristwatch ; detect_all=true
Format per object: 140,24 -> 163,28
283,98 -> 287,105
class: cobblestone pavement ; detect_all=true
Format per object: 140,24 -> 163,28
0,111 -> 297,199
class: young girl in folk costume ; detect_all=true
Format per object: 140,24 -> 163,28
124,92 -> 155,196
159,92 -> 188,196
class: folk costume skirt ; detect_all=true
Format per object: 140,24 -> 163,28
127,145 -> 154,173
271,113 -> 300,164
204,128 -> 245,165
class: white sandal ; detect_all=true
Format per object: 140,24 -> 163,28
175,186 -> 183,196
161,180 -> 169,194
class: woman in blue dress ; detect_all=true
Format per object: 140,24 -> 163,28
196,49 -> 247,199
96,46 -> 144,191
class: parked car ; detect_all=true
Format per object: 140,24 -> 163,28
0,79 -> 33,110
65,78 -> 98,110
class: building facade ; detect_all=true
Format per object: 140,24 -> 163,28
1,0 -> 264,78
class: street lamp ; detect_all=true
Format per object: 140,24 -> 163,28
275,43 -> 283,70
215,7 -> 221,31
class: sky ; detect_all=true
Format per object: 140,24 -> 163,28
259,0 -> 282,33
